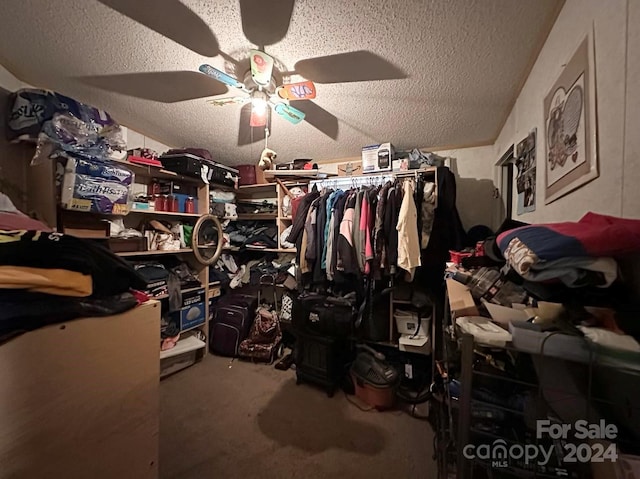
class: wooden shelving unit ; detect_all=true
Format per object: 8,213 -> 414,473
116,248 -> 194,257
128,209 -> 202,218
27,155 -> 220,374
236,213 -> 277,220
231,180 -> 309,253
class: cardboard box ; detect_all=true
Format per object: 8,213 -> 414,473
362,143 -> 394,173
170,288 -> 206,331
337,161 -> 363,176
446,278 -> 479,318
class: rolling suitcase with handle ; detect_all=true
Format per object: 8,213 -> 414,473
209,293 -> 257,356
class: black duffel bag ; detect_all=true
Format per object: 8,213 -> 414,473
292,292 -> 356,338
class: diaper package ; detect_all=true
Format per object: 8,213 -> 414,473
60,156 -> 134,215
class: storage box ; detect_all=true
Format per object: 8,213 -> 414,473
337,161 -> 363,176
362,143 -> 394,173
107,237 -> 147,253
446,278 -> 479,318
237,164 -> 257,185
399,334 -> 431,355
160,336 -> 206,378
59,211 -> 110,238
170,288 -> 206,331
131,201 -> 151,211
394,310 -> 431,336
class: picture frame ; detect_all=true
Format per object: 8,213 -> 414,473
543,29 -> 598,204
516,129 -> 536,215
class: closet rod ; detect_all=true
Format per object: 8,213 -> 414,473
310,166 -> 437,190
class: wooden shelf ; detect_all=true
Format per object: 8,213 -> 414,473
238,183 -> 277,192
116,248 -> 193,257
180,323 -> 206,334
208,281 -> 221,287
128,210 -> 202,218
245,247 -> 296,253
278,216 -> 293,220
236,213 -> 277,220
181,285 -> 204,294
393,299 -> 413,305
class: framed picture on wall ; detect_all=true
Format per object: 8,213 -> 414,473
516,129 -> 537,215
543,30 -> 598,204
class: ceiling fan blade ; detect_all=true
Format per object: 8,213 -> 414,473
239,0 -> 295,47
207,96 -> 247,106
294,50 -> 407,84
292,100 -> 338,140
276,81 -> 316,100
273,102 -> 305,125
250,50 -> 274,87
79,71 -> 228,103
199,64 -> 248,92
238,103 -> 268,146
96,0 -> 219,57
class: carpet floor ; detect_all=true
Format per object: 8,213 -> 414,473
160,354 -> 437,479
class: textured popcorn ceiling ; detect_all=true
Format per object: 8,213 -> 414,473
0,0 -> 560,165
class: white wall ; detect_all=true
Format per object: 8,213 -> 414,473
494,0 -> 634,223
120,127 -> 173,155
624,0 -> 640,218
0,65 -> 32,210
433,146 -> 499,231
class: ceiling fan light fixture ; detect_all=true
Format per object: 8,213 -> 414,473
251,97 -> 268,115
250,97 -> 268,127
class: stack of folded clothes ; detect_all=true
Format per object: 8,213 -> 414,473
225,221 -> 278,249
0,193 -> 147,343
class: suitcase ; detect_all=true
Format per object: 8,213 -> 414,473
292,293 -> 355,338
209,294 -> 258,356
237,164 -> 257,186
160,153 -> 239,187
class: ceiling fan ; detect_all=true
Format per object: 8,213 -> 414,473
199,49 -> 316,129
89,0 -> 408,144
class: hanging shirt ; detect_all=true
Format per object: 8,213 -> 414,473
326,190 -> 346,280
336,193 -> 358,274
384,184 -> 402,273
373,182 -> 392,278
421,182 -> 436,249
397,180 -> 421,281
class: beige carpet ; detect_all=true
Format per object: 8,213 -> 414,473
160,354 -> 437,479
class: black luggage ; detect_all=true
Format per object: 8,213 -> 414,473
209,294 -> 258,356
292,292 -> 356,338
160,153 -> 239,187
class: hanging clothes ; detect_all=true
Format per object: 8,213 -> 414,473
420,182 -> 436,249
357,190 -> 370,273
373,182 -> 392,278
336,193 -> 358,275
383,183 -> 402,273
304,198 -> 320,269
327,191 -> 348,280
397,179 -> 421,281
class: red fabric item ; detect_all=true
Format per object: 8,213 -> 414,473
498,212 -> 640,260
291,195 -> 305,221
130,289 -> 150,304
